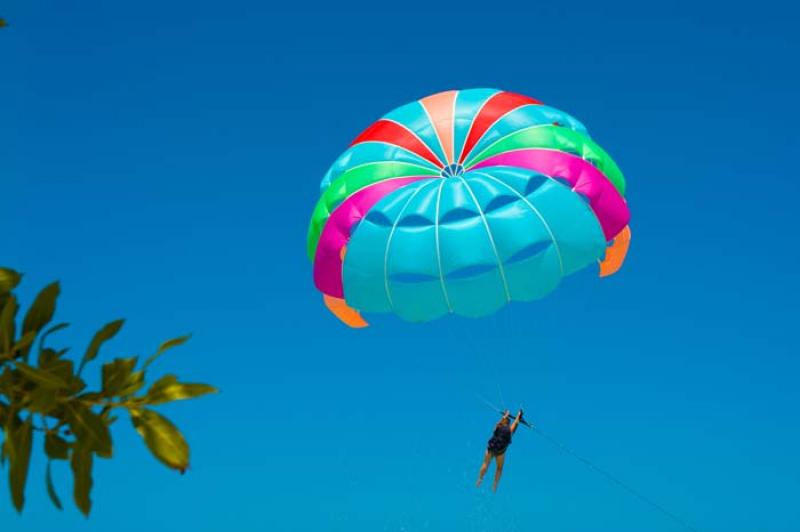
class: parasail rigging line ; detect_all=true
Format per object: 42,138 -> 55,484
476,395 -> 701,532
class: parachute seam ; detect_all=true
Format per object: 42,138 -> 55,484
464,146 -> 625,196
434,180 -> 453,312
309,176 -> 438,258
382,118 -> 446,168
451,93 -> 458,167
322,175 -> 437,215
471,170 -> 565,276
462,104 -> 589,165
461,103 -> 541,163
418,100 -> 452,166
383,180 -> 438,311
455,175 -> 512,302
456,91 -> 499,164
320,144 -> 439,193
327,160 -> 440,182
463,123 -> 553,168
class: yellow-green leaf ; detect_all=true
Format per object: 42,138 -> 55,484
26,387 -> 59,413
146,375 -> 217,405
142,334 -> 191,370
38,322 -> 69,352
38,348 -> 59,367
79,319 -> 124,374
0,268 -> 21,295
46,461 -> 63,510
0,367 -> 19,398
8,417 -> 33,513
70,443 -> 93,516
101,356 -> 137,396
22,282 -> 59,336
14,362 -> 69,390
0,398 -> 18,428
45,358 -> 75,381
13,330 -> 37,356
118,370 -> 144,397
0,295 -> 17,353
45,433 -> 70,460
130,408 -> 189,473
65,404 -> 112,457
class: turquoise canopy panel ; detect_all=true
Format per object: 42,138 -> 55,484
343,166 -> 607,322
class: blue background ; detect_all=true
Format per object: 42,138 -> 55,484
2,1 -> 799,531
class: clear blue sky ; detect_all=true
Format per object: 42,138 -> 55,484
2,1 -> 799,531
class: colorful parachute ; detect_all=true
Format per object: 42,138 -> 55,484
308,89 -> 631,327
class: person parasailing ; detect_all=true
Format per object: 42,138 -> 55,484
476,409 -> 524,492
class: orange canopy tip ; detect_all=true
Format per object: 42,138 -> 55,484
599,225 -> 631,278
323,294 -> 368,328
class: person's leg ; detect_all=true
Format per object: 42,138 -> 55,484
492,453 -> 506,492
476,451 -> 492,487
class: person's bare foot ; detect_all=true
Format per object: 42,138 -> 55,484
476,478 -> 483,488
492,482 -> 498,492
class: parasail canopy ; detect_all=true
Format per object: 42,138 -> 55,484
308,89 -> 631,326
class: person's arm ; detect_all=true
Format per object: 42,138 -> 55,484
510,410 -> 523,434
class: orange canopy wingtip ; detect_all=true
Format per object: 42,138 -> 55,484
599,225 -> 631,278
323,294 -> 368,328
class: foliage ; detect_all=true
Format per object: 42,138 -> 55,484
0,268 -> 217,516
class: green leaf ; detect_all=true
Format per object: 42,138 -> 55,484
14,362 -> 69,390
76,392 -> 103,402
0,367 -> 24,399
146,375 -> 218,405
0,368 -> 12,396
45,433 -> 70,460
70,442 -> 93,516
118,370 -> 145,397
26,387 -> 59,414
64,404 -> 112,457
45,461 -> 63,510
142,334 -> 191,370
0,403 -> 8,468
0,398 -> 19,429
13,330 -> 37,357
38,348 -> 60,367
100,356 -> 137,397
0,268 -> 22,295
38,322 -> 69,353
21,282 -> 60,336
130,408 -> 189,473
39,357 -> 86,395
44,357 -> 75,380
38,348 -> 72,373
0,294 -> 17,353
79,319 -> 124,374
7,417 -> 33,513
66,375 -> 87,395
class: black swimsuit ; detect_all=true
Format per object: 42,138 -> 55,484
487,424 -> 512,456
